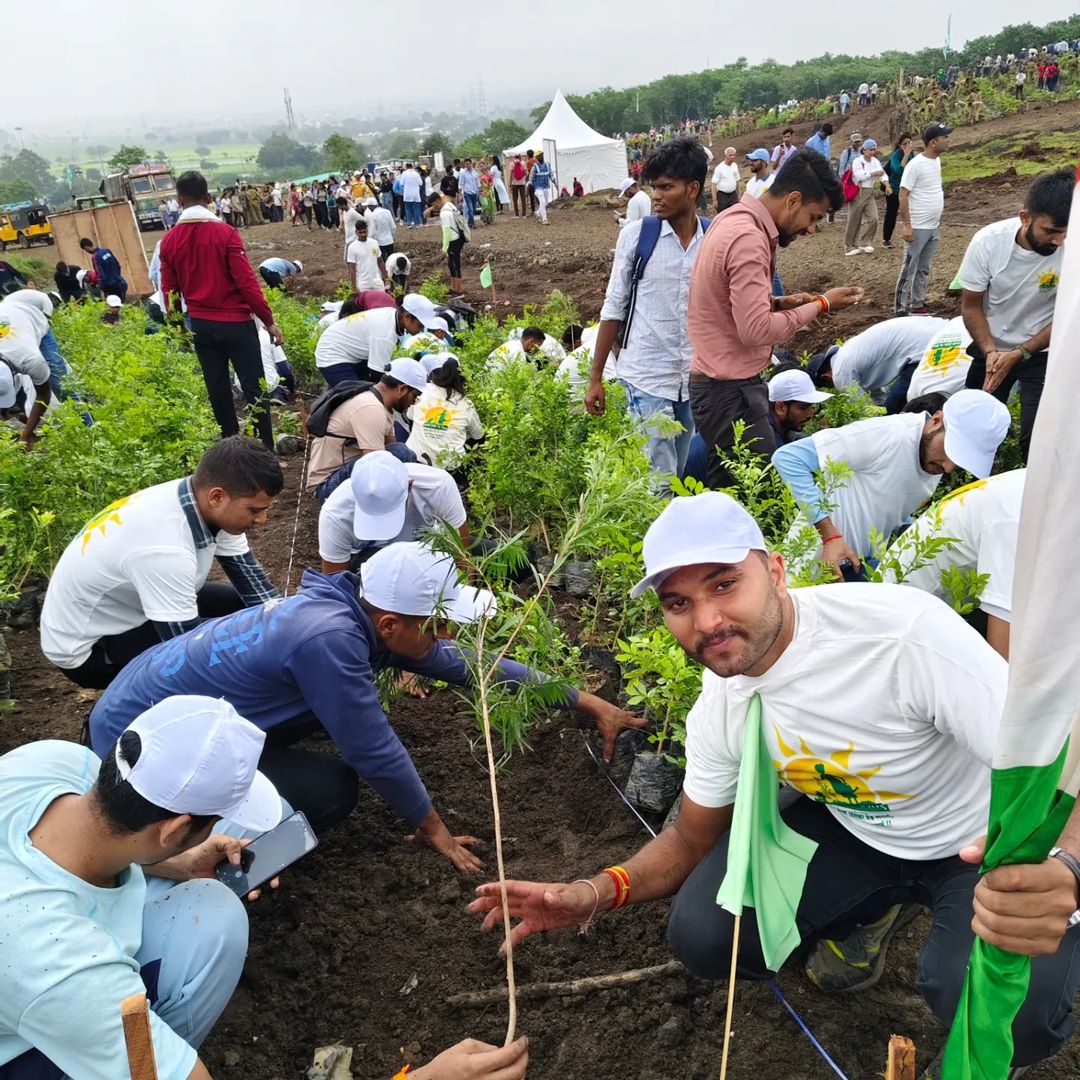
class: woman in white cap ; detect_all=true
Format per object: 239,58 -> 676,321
406,354 -> 484,469
845,138 -> 891,257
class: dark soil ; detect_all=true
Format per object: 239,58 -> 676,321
6,459 -> 1080,1078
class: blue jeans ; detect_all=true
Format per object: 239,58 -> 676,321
884,360 -> 918,414
463,192 -> 478,227
380,193 -> 393,212
621,380 -> 694,488
0,877 -> 247,1079
320,361 -> 369,386
405,200 -> 422,226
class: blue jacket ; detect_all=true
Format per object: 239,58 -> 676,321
92,246 -> 125,289
89,570 -> 571,826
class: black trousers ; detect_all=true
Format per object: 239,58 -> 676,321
189,317 -> 273,448
689,372 -> 775,489
715,190 -> 738,213
667,797 -> 1080,1070
258,712 -> 360,835
59,583 -> 245,690
259,267 -> 284,289
964,341 -> 1047,462
883,190 -> 900,244
447,236 -> 465,279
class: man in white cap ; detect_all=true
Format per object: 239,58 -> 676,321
314,292 -> 440,386
89,542 -> 643,873
0,695 -> 283,1079
306,358 -> 426,501
318,449 -> 470,571
470,492 -> 1080,1077
0,289 -> 62,447
615,178 -> 652,227
772,388 -> 1011,577
257,256 -> 303,289
883,468 -> 1026,659
765,368 -> 831,446
401,316 -> 451,357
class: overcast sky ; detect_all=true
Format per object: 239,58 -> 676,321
9,0 -> 1076,133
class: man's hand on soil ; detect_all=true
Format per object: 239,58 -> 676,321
396,671 -> 429,699
469,880 -> 601,953
411,1037 -> 529,1080
412,812 -> 484,874
578,694 -> 648,762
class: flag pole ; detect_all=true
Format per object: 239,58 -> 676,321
719,914 -> 741,1080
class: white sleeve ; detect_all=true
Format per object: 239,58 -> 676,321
599,222 -> 639,323
975,519 -> 1018,619
899,158 -> 920,192
433,473 -> 467,528
681,680 -> 741,808
956,230 -> 993,292
464,399 -> 484,440
120,548 -> 201,623
896,603 -> 1008,769
367,329 -> 396,375
213,529 -> 251,558
318,491 -> 358,563
0,332 -> 50,384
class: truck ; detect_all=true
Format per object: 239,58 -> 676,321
0,201 -> 53,249
101,163 -> 177,231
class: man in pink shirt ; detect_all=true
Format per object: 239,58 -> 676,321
687,150 -> 863,488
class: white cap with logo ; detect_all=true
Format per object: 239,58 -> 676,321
401,292 -> 440,329
768,369 -> 832,403
115,696 -> 283,832
360,540 -> 496,623
630,492 -> 767,598
941,388 -> 1011,479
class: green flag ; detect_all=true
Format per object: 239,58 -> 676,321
715,693 -> 818,971
479,264 -> 493,289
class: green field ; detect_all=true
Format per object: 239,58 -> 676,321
942,128 -> 1080,186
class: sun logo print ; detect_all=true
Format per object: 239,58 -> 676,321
79,496 -> 132,553
1037,269 -> 1060,292
0,318 -> 11,341
938,477 -> 987,508
921,336 -> 966,375
772,727 -> 912,824
421,403 -> 458,432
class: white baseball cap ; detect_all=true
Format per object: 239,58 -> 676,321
350,450 -> 410,540
359,540 -> 496,623
401,292 -> 440,329
320,299 -> 344,314
429,317 -> 449,334
941,389 -> 1011,478
365,197 -> 378,207
105,295 -> 122,308
421,353 -> 447,376
294,259 -> 304,272
387,356 -> 428,391
115,696 -> 283,832
618,178 -> 637,196
768,369 -> 832,403
630,492 -> 767,598
0,363 -> 16,409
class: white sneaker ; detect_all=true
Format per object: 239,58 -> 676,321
845,248 -> 861,256
862,245 -> 875,253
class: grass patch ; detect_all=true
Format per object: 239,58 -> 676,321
942,127 -> 1080,186
3,254 -> 52,284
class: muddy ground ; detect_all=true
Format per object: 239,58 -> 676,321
9,94 -> 1080,1078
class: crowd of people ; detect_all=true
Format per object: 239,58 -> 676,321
0,80 -> 1077,1076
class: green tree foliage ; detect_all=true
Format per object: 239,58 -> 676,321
107,145 -> 149,169
256,134 -> 322,174
323,133 -> 363,174
0,178 -> 37,203
455,119 -> 530,159
0,150 -> 55,196
384,131 -> 420,160
194,145 -> 212,157
420,130 -> 455,158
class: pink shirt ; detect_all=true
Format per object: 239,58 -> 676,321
688,194 -> 819,381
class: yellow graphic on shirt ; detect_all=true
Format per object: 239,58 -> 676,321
1037,269 -> 1059,292
938,477 -> 987,508
79,496 -> 132,553
421,402 -> 459,433
772,728 -> 913,821
0,318 -> 12,340
919,335 -> 967,375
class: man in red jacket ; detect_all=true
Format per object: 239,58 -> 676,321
159,171 -> 284,448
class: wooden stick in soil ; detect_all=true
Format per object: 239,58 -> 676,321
885,1035 -> 917,1080
475,616 -> 517,1046
120,993 -> 159,1080
719,914 -> 741,1080
446,960 -> 682,1006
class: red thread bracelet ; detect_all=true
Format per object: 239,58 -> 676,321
821,535 -> 843,544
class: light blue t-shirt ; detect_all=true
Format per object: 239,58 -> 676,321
0,741 -> 196,1080
259,257 -> 297,276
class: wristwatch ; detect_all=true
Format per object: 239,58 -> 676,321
1049,847 -> 1080,926
1016,345 -> 1033,362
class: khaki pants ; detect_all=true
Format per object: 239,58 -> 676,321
845,187 -> 878,250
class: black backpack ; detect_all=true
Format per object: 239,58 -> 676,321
306,380 -> 374,439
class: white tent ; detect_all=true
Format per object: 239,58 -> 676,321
506,90 -> 628,194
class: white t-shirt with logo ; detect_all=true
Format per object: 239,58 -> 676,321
811,412 -> 942,558
406,387 -> 484,465
957,216 -> 1063,347
899,153 -> 944,229
682,584 -> 1006,860
39,479 -> 249,668
346,238 -> 385,291
831,317 -> 948,396
318,462 -> 467,563
885,469 -> 1025,621
745,173 -> 775,199
314,307 -> 399,373
906,316 -> 974,401
0,292 -> 51,383
0,741 -> 197,1079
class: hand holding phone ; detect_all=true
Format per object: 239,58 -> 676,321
215,811 -> 318,897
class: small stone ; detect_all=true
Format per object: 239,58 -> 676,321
656,1014 -> 686,1048
437,879 -> 462,904
223,1050 -> 241,1068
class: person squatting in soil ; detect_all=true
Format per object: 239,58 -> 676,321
471,492 -> 1080,1077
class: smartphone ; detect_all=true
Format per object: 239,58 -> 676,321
215,811 -> 318,896
837,559 -> 864,583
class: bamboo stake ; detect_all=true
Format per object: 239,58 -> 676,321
886,1035 -> 917,1080
719,914 -> 741,1080
446,960 -> 682,1006
120,993 -> 159,1080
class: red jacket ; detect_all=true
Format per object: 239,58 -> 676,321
158,213 -> 274,326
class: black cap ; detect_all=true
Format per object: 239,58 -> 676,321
922,123 -> 953,144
